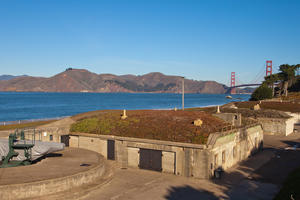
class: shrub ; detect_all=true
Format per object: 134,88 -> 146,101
274,167 -> 300,200
70,118 -> 99,133
288,77 -> 300,92
250,85 -> 273,101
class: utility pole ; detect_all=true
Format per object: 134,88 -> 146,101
182,77 -> 184,110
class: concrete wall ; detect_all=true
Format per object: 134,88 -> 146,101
162,151 -> 176,174
127,147 -> 139,168
208,125 -> 263,176
125,140 -> 189,177
0,156 -> 106,200
69,133 -> 209,178
213,113 -> 242,126
190,149 -> 210,179
70,135 -> 107,159
258,117 -> 294,136
70,135 -> 79,147
69,124 -> 263,179
286,112 -> 300,124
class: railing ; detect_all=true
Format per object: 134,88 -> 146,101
0,116 -> 68,126
213,119 -> 259,135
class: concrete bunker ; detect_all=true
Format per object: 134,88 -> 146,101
69,110 -> 264,179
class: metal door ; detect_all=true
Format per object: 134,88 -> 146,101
60,135 -> 70,147
107,140 -> 115,160
139,148 -> 162,172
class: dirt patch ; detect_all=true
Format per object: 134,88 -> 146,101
70,110 -> 229,144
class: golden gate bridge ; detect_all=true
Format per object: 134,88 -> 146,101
229,60 -> 273,94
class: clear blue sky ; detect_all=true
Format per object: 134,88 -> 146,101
0,0 -> 299,85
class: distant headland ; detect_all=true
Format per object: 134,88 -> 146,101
0,69 -> 253,94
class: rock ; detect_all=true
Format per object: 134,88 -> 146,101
252,104 -> 260,110
193,119 -> 203,127
228,104 -> 238,109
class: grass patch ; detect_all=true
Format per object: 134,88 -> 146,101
0,120 -> 56,131
274,166 -> 300,200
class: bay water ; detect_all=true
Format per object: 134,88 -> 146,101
0,92 -> 250,122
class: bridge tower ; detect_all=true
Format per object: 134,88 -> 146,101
266,60 -> 272,76
230,72 -> 236,94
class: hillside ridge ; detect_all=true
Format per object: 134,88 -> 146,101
0,69 -> 230,93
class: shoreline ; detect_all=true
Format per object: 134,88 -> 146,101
0,93 -> 251,124
0,91 -> 252,95
0,104 -> 230,126
0,116 -> 69,126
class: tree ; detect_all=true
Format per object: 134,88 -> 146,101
264,74 -> 280,96
260,64 -> 300,97
277,64 -> 300,96
250,85 -> 273,101
288,76 -> 300,92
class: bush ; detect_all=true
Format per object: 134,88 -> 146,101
274,167 -> 300,200
288,77 -> 300,92
250,85 -> 273,101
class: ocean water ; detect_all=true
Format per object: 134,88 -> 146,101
0,92 -> 250,122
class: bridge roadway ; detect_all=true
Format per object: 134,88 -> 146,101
230,83 -> 261,89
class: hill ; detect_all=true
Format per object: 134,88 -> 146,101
0,69 -> 230,93
0,75 -> 27,81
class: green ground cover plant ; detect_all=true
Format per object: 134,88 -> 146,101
70,110 -> 228,144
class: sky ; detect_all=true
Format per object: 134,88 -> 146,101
0,0 -> 299,85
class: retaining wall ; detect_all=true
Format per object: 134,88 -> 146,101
208,125 -> 263,176
0,156 -> 106,200
258,117 -> 294,136
285,112 -> 300,124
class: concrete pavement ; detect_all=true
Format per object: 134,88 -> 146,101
81,132 -> 300,200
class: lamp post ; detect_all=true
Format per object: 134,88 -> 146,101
181,76 -> 184,110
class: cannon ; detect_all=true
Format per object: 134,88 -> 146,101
0,129 -> 65,168
0,130 -> 34,168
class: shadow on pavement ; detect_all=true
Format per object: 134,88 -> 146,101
164,185 -> 222,200
209,136 -> 300,199
31,152 -> 62,164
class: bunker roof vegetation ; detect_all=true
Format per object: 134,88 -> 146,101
70,110 -> 229,144
234,101 -> 300,114
222,107 -> 291,119
188,101 -> 298,118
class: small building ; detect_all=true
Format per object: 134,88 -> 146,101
69,110 -> 263,179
